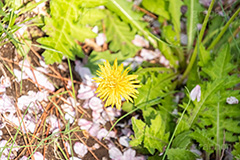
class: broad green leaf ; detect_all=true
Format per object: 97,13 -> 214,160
105,12 -> 140,56
142,0 -> 169,20
167,148 -> 198,160
184,0 -> 204,51
130,117 -> 146,146
169,0 -> 184,41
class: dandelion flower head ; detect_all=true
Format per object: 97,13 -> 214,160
93,59 -> 141,110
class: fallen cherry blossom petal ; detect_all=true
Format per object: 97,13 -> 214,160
121,128 -> 133,137
19,156 -> 28,160
77,84 -> 94,100
226,96 -> 239,104
89,97 -> 103,112
19,59 -> 55,91
33,152 -> 46,160
74,142 -> 88,157
75,60 -> 94,85
0,76 -> 11,88
0,94 -> 15,114
132,35 -> 149,48
97,128 -> 115,140
88,123 -> 100,137
119,136 -> 129,147
140,49 -> 160,60
78,119 -> 93,131
65,112 -> 75,124
69,157 -> 82,160
96,33 -> 106,46
65,142 -> 71,155
92,143 -> 100,150
190,85 -> 201,102
109,147 -> 122,159
13,69 -> 28,82
46,115 -> 62,133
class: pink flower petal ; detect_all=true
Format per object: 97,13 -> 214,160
119,136 -> 129,147
69,157 -> 82,160
190,85 -> 201,102
132,35 -> 149,47
88,123 -> 100,137
33,152 -> 46,160
89,97 -> 103,112
109,147 -> 122,159
73,142 -> 88,157
78,119 -> 93,131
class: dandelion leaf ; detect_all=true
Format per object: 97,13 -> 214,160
185,0 -> 204,51
167,148 -> 198,160
131,115 -> 169,155
37,0 -> 104,64
130,117 -> 146,146
105,12 -> 140,57
182,44 -> 240,156
142,0 -> 169,20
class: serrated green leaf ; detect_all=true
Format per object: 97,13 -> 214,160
144,115 -> 169,154
198,44 -> 211,67
86,50 -> 127,74
142,0 -> 169,20
172,131 -> 192,149
189,129 -> 215,154
185,0 -> 204,51
135,72 -> 176,106
79,9 -> 105,25
106,0 -> 146,29
202,44 -> 236,80
130,117 -> 146,146
37,0 -> 104,64
167,148 -> 198,160
169,0 -> 184,41
79,0 -> 109,7
232,138 -> 240,159
183,43 -> 240,158
105,12 -> 140,56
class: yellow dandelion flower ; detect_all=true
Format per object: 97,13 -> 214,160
93,59 -> 141,110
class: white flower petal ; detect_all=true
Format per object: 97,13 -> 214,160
190,85 -> 201,102
73,142 -> 88,157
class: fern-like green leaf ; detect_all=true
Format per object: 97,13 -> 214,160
135,71 -> 176,106
181,44 -> 240,158
37,0 -> 106,64
105,12 -> 140,57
